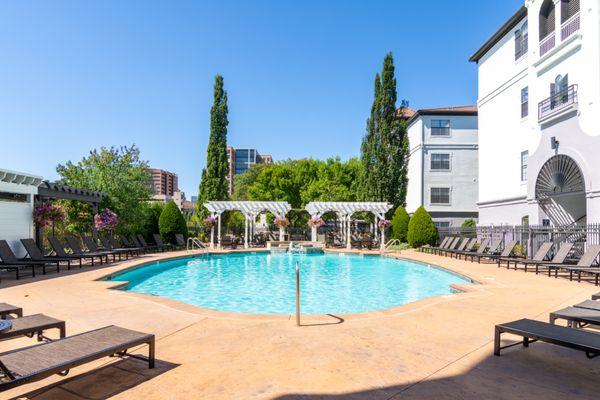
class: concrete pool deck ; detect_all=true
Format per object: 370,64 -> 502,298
0,248 -> 599,399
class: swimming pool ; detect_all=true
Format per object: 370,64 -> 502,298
109,252 -> 471,315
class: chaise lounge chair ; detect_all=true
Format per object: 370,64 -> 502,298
65,236 -> 110,265
136,235 -> 161,253
475,240 -> 518,264
455,238 -> 490,261
443,238 -> 470,257
550,305 -> 600,328
48,236 -> 101,267
434,237 -> 460,256
0,303 -> 22,319
548,244 -> 600,284
175,234 -> 186,249
0,240 -> 55,278
0,325 -> 155,392
21,238 -> 82,270
593,292 -> 600,301
498,242 -> 553,270
82,236 -> 125,262
494,318 -> 600,358
153,234 -> 173,252
0,314 -> 66,342
448,238 -> 478,258
524,242 -> 575,274
421,237 -> 450,254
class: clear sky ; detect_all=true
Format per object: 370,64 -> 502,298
0,0 -> 523,196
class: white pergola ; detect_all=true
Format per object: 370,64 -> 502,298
305,202 -> 393,250
203,201 -> 292,248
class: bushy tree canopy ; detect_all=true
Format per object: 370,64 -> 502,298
391,206 -> 410,242
56,145 -> 152,234
407,206 -> 437,248
159,201 -> 187,244
461,218 -> 477,228
231,157 -> 362,208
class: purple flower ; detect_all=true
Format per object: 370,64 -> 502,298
94,208 -> 119,231
203,216 -> 216,227
378,219 -> 391,229
274,215 -> 289,228
307,216 -> 325,228
33,203 -> 65,227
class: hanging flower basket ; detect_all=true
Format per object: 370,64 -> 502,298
203,216 -> 216,227
94,208 -> 119,231
307,216 -> 325,228
378,219 -> 391,230
274,215 -> 290,228
33,203 -> 66,227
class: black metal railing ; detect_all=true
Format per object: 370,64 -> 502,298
538,84 -> 578,121
437,223 -> 600,260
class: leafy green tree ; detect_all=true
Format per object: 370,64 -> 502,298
159,201 -> 187,244
391,206 -> 410,242
461,219 -> 477,228
360,53 -> 410,211
197,75 -> 229,217
231,164 -> 266,200
56,145 -> 152,234
141,202 -> 165,240
407,206 -> 437,248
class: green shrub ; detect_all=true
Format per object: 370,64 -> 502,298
461,218 -> 476,228
391,206 -> 410,242
159,201 -> 187,244
407,206 -> 437,248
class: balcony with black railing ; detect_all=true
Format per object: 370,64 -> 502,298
538,84 -> 578,122
561,12 -> 580,41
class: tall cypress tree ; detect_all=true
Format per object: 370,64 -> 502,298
359,53 -> 409,211
197,75 -> 229,217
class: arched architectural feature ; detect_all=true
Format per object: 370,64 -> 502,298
535,155 -> 586,225
305,202 -> 392,250
203,201 -> 291,248
539,0 -> 556,40
515,21 -> 528,59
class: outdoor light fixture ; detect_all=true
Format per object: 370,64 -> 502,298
551,136 -> 559,150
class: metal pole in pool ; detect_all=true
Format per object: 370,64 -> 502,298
295,261 -> 300,326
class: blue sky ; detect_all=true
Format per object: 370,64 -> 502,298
0,0 -> 523,195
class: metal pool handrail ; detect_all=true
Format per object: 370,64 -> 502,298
296,261 -> 301,326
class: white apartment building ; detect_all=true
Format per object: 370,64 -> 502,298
471,0 -> 600,226
404,106 -> 479,227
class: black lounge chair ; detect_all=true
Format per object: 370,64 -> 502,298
456,238 -> 490,261
175,234 -> 186,249
421,237 -> 450,254
152,234 -> 173,251
120,235 -> 147,254
0,240 -> 54,277
0,303 -> 22,319
82,236 -> 123,262
550,306 -> 600,328
443,238 -> 470,257
108,236 -> 142,256
97,237 -> 136,259
434,237 -> 459,256
20,238 -> 81,270
47,236 -> 99,267
465,240 -> 501,263
498,242 -> 553,270
0,325 -> 154,392
525,242 -> 575,274
0,314 -> 65,341
475,240 -> 518,264
220,235 -> 237,249
65,236 -> 109,265
136,235 -> 161,252
494,318 -> 600,358
547,244 -> 600,283
448,238 -> 477,258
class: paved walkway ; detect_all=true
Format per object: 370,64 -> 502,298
1,249 -> 599,399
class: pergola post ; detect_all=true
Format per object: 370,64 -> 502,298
217,212 -> 222,249
244,213 -> 249,249
374,214 -> 379,243
210,223 -> 215,249
346,215 -> 351,249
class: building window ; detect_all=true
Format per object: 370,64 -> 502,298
430,187 -> 450,205
515,22 -> 528,59
431,120 -> 450,136
521,151 -> 529,181
561,0 -> 580,23
539,0 -> 556,40
434,221 -> 450,229
521,87 -> 529,118
0,192 -> 28,203
431,153 -> 450,170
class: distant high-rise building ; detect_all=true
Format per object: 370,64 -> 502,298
226,146 -> 273,194
148,168 -> 185,209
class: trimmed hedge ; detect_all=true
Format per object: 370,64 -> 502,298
159,201 -> 187,244
407,206 -> 437,248
461,218 -> 476,228
391,206 -> 410,242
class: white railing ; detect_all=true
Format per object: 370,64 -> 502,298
539,32 -> 556,57
561,12 -> 580,41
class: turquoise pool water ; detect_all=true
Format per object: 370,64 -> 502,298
109,252 -> 470,315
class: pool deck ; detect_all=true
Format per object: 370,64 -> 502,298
1,248 -> 599,399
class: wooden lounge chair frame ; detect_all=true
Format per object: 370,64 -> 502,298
0,325 -> 155,392
498,242 -> 553,270
456,238 -> 490,260
0,314 -> 66,342
0,303 -> 22,319
494,318 -> 600,358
